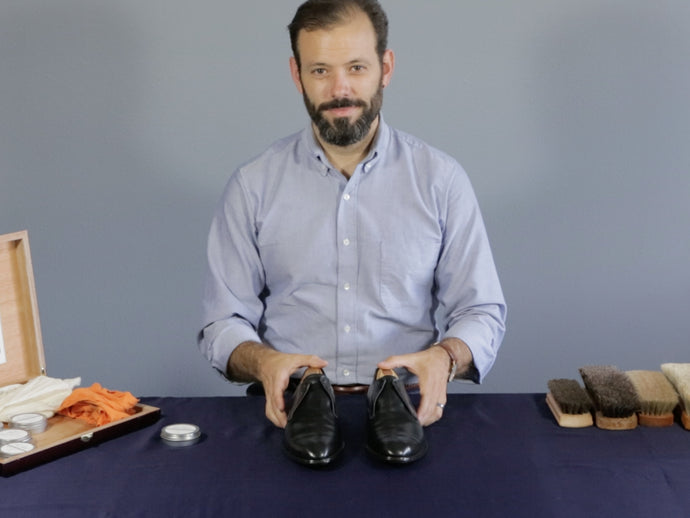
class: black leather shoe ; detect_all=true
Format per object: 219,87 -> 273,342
366,371 -> 427,464
283,373 -> 344,466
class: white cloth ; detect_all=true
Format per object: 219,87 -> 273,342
0,375 -> 81,422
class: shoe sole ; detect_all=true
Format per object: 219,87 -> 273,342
365,442 -> 428,465
284,442 -> 345,467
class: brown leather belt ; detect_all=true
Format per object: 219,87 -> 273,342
331,383 -> 419,395
331,384 -> 369,395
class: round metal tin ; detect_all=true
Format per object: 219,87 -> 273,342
160,423 -> 201,446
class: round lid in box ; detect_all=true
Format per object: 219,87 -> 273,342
0,428 -> 32,445
10,413 -> 47,433
1,441 -> 35,458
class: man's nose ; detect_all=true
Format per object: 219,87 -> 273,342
329,69 -> 351,98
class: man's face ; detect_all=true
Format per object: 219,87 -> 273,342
290,10 -> 394,147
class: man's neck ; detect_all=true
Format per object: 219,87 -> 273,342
313,116 -> 380,179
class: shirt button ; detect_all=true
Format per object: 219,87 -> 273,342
344,325 -> 351,333
343,282 -> 351,291
343,193 -> 350,201
343,238 -> 350,246
343,370 -> 351,377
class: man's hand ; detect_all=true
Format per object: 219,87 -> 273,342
258,350 -> 327,428
227,342 -> 327,428
377,338 -> 473,426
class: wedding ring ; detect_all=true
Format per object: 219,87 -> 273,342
437,402 -> 445,409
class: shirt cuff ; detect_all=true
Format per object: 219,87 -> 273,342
444,321 -> 501,384
199,320 -> 262,380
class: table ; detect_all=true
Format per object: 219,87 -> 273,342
1,394 -> 689,517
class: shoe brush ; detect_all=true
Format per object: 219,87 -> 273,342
660,363 -> 690,430
546,379 -> 594,428
625,370 -> 679,427
578,365 -> 640,430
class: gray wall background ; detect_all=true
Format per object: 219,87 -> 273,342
1,1 -> 688,397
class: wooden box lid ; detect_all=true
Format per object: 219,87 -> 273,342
0,230 -> 46,387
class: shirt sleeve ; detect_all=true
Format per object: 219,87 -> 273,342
434,165 -> 507,383
197,170 -> 265,379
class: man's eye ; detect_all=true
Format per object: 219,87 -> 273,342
312,68 -> 327,75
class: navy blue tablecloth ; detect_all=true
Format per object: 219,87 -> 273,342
1,394 -> 689,517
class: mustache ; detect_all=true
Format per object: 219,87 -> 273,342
318,98 -> 367,112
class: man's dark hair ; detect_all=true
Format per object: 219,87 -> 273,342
288,0 -> 389,70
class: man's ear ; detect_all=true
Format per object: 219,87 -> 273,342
289,56 -> 304,94
381,49 -> 395,88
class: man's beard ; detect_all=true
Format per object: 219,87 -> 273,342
303,84 -> 384,147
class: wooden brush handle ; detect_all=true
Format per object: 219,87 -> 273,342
595,411 -> 637,430
546,393 -> 593,428
637,413 -> 674,427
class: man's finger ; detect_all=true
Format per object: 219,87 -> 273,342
377,355 -> 410,372
417,393 -> 445,426
265,398 -> 287,428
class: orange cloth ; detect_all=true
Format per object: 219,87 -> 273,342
57,383 -> 139,426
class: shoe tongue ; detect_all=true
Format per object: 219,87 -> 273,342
308,374 -> 336,408
288,374 -> 329,420
383,376 -> 418,417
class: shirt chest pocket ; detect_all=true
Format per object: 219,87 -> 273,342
361,238 -> 440,310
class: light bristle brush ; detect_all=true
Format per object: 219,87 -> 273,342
660,363 -> 690,430
626,370 -> 679,427
546,379 -> 594,428
579,365 -> 640,430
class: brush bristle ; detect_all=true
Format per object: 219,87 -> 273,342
626,370 -> 679,415
579,365 -> 640,418
547,379 -> 593,415
661,363 -> 690,411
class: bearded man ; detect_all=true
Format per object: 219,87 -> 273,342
198,0 -> 506,466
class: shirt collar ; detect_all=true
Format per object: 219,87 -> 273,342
301,114 -> 390,175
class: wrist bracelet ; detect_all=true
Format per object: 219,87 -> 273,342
433,341 -> 458,382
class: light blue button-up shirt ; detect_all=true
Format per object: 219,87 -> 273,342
199,117 -> 506,386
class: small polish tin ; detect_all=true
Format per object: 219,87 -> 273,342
160,423 -> 201,447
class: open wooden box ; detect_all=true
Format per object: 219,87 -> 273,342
0,230 -> 160,476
